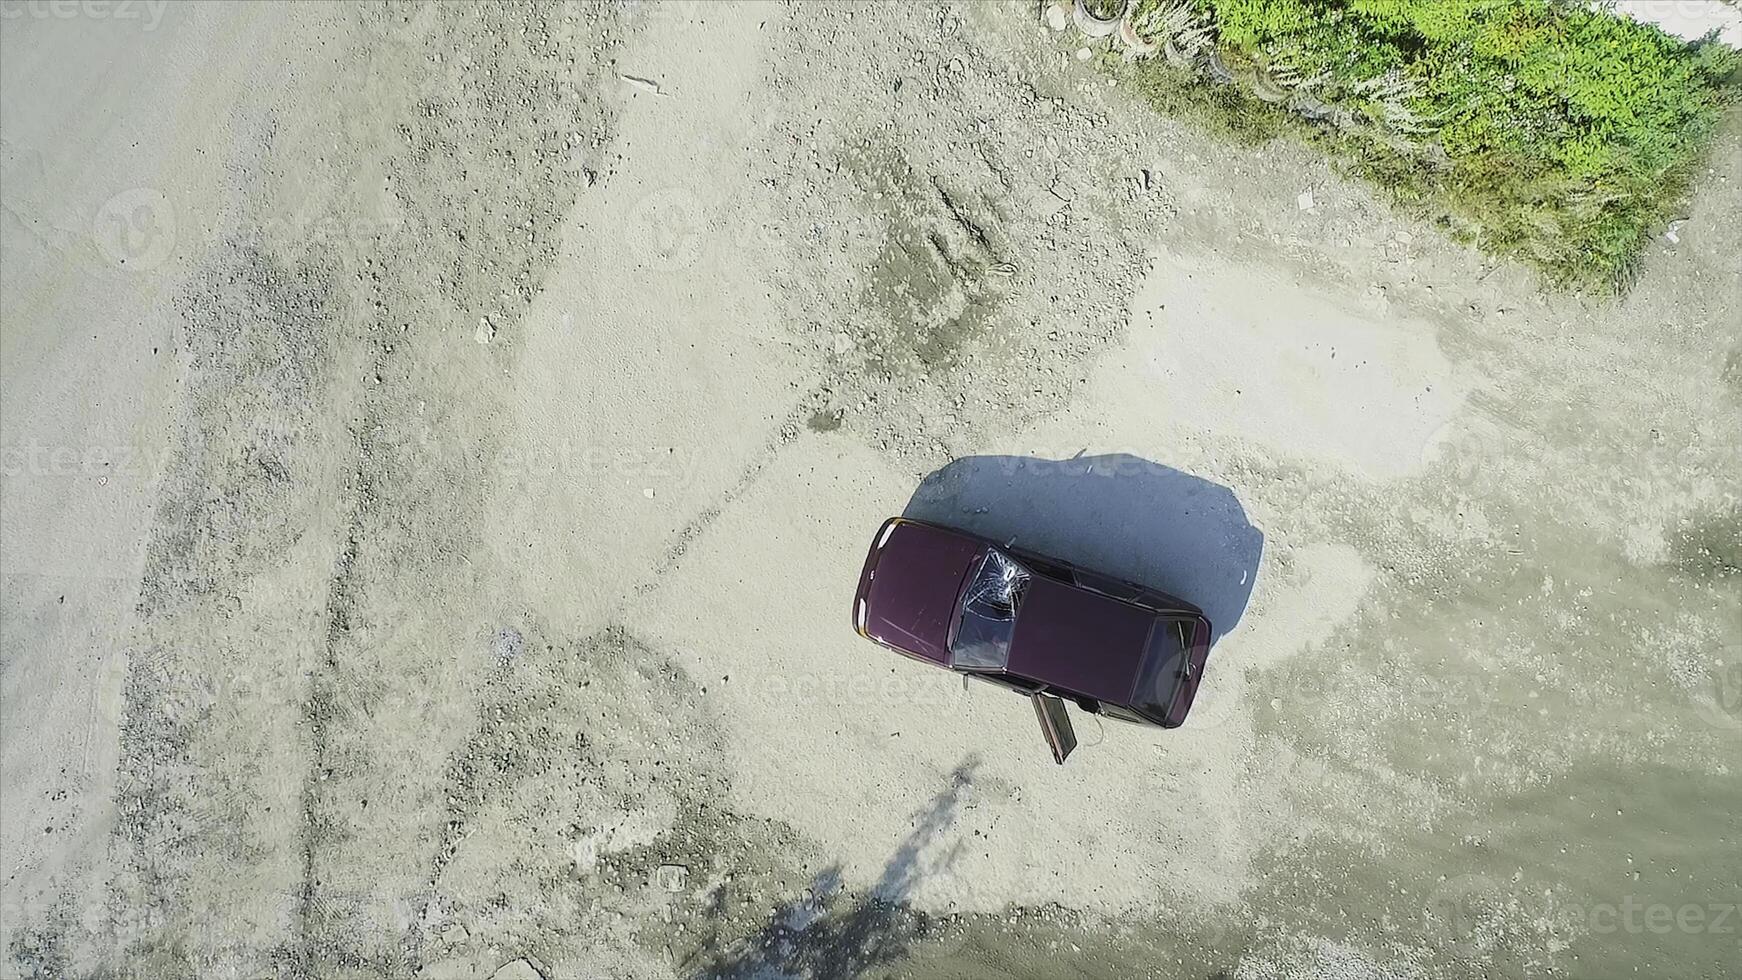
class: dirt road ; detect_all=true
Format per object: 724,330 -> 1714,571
3,2 -> 1738,978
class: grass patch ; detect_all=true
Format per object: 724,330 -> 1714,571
1108,0 -> 1742,290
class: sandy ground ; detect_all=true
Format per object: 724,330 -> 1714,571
2,1 -> 1739,978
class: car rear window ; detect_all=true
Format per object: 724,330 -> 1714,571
948,550 -> 1029,671
1134,617 -> 1198,721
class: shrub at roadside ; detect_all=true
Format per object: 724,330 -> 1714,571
1112,0 -> 1742,289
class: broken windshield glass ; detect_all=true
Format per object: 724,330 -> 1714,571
948,550 -> 1030,670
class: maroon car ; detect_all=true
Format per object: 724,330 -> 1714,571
851,517 -> 1211,762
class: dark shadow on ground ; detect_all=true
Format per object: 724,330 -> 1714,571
902,454 -> 1263,643
695,757 -> 979,980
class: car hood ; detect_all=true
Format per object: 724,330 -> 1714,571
862,522 -> 985,663
1007,577 -> 1156,703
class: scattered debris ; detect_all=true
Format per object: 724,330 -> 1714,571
1251,63 -> 1290,103
1205,44 -> 1236,84
1291,90 -> 1337,122
1044,0 -> 1070,32
488,960 -> 544,980
1072,0 -> 1122,38
619,73 -> 668,98
491,627 -> 525,663
1664,218 -> 1687,245
654,863 -> 689,893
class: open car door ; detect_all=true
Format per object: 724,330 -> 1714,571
1030,692 -> 1076,764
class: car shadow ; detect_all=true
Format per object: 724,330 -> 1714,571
692,757 -> 978,979
901,454 -> 1263,643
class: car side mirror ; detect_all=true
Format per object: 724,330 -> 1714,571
1030,692 -> 1077,764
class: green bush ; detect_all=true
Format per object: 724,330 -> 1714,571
1123,0 -> 1741,289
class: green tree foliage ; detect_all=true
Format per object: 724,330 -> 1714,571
1157,0 -> 1741,287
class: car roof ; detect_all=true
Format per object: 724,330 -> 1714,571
1006,576 -> 1157,704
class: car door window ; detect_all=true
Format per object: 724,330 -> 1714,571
1134,617 -> 1198,721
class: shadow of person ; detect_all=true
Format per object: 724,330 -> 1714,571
694,757 -> 980,979
902,454 -> 1263,643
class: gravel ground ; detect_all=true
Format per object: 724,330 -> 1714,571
3,2 -> 1738,979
